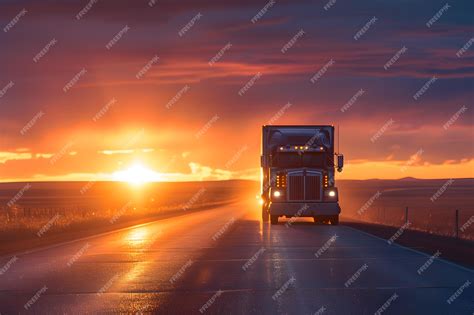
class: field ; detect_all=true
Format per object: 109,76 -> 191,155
0,178 -> 472,254
0,180 -> 256,252
338,178 -> 474,240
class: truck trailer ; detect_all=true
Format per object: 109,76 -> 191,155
261,125 -> 344,225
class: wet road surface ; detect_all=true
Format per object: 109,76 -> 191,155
0,199 -> 472,314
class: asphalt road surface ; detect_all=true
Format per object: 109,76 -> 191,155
0,199 -> 472,314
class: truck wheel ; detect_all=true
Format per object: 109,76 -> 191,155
270,215 -> 279,225
331,215 -> 339,225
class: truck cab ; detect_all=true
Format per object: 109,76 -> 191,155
261,125 -> 344,225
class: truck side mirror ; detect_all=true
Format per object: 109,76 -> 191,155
337,154 -> 344,172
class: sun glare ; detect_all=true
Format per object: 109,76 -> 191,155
112,163 -> 161,185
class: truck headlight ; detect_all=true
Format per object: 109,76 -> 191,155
273,190 -> 281,197
324,188 -> 338,200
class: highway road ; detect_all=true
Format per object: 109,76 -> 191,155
0,199 -> 472,314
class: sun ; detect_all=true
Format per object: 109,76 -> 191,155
112,163 -> 162,185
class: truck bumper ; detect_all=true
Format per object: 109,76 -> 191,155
269,202 -> 340,216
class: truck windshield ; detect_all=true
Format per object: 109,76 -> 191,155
272,152 -> 327,168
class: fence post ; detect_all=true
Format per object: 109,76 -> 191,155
405,206 -> 408,224
455,209 -> 459,239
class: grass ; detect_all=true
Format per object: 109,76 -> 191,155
0,180 -> 256,246
338,178 -> 474,240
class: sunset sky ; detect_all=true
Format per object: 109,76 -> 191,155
0,0 -> 472,182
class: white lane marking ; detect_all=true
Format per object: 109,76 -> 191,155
344,226 -> 473,274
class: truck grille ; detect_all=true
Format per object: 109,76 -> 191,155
305,175 -> 321,200
288,172 -> 321,201
288,175 -> 304,200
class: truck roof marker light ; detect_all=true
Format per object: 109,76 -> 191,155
305,146 -> 309,150
280,146 -> 284,150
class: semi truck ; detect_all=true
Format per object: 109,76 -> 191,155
261,125 -> 344,225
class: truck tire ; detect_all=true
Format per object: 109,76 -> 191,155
331,215 -> 339,225
270,215 -> 279,225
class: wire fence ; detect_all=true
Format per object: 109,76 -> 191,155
350,206 -> 474,241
